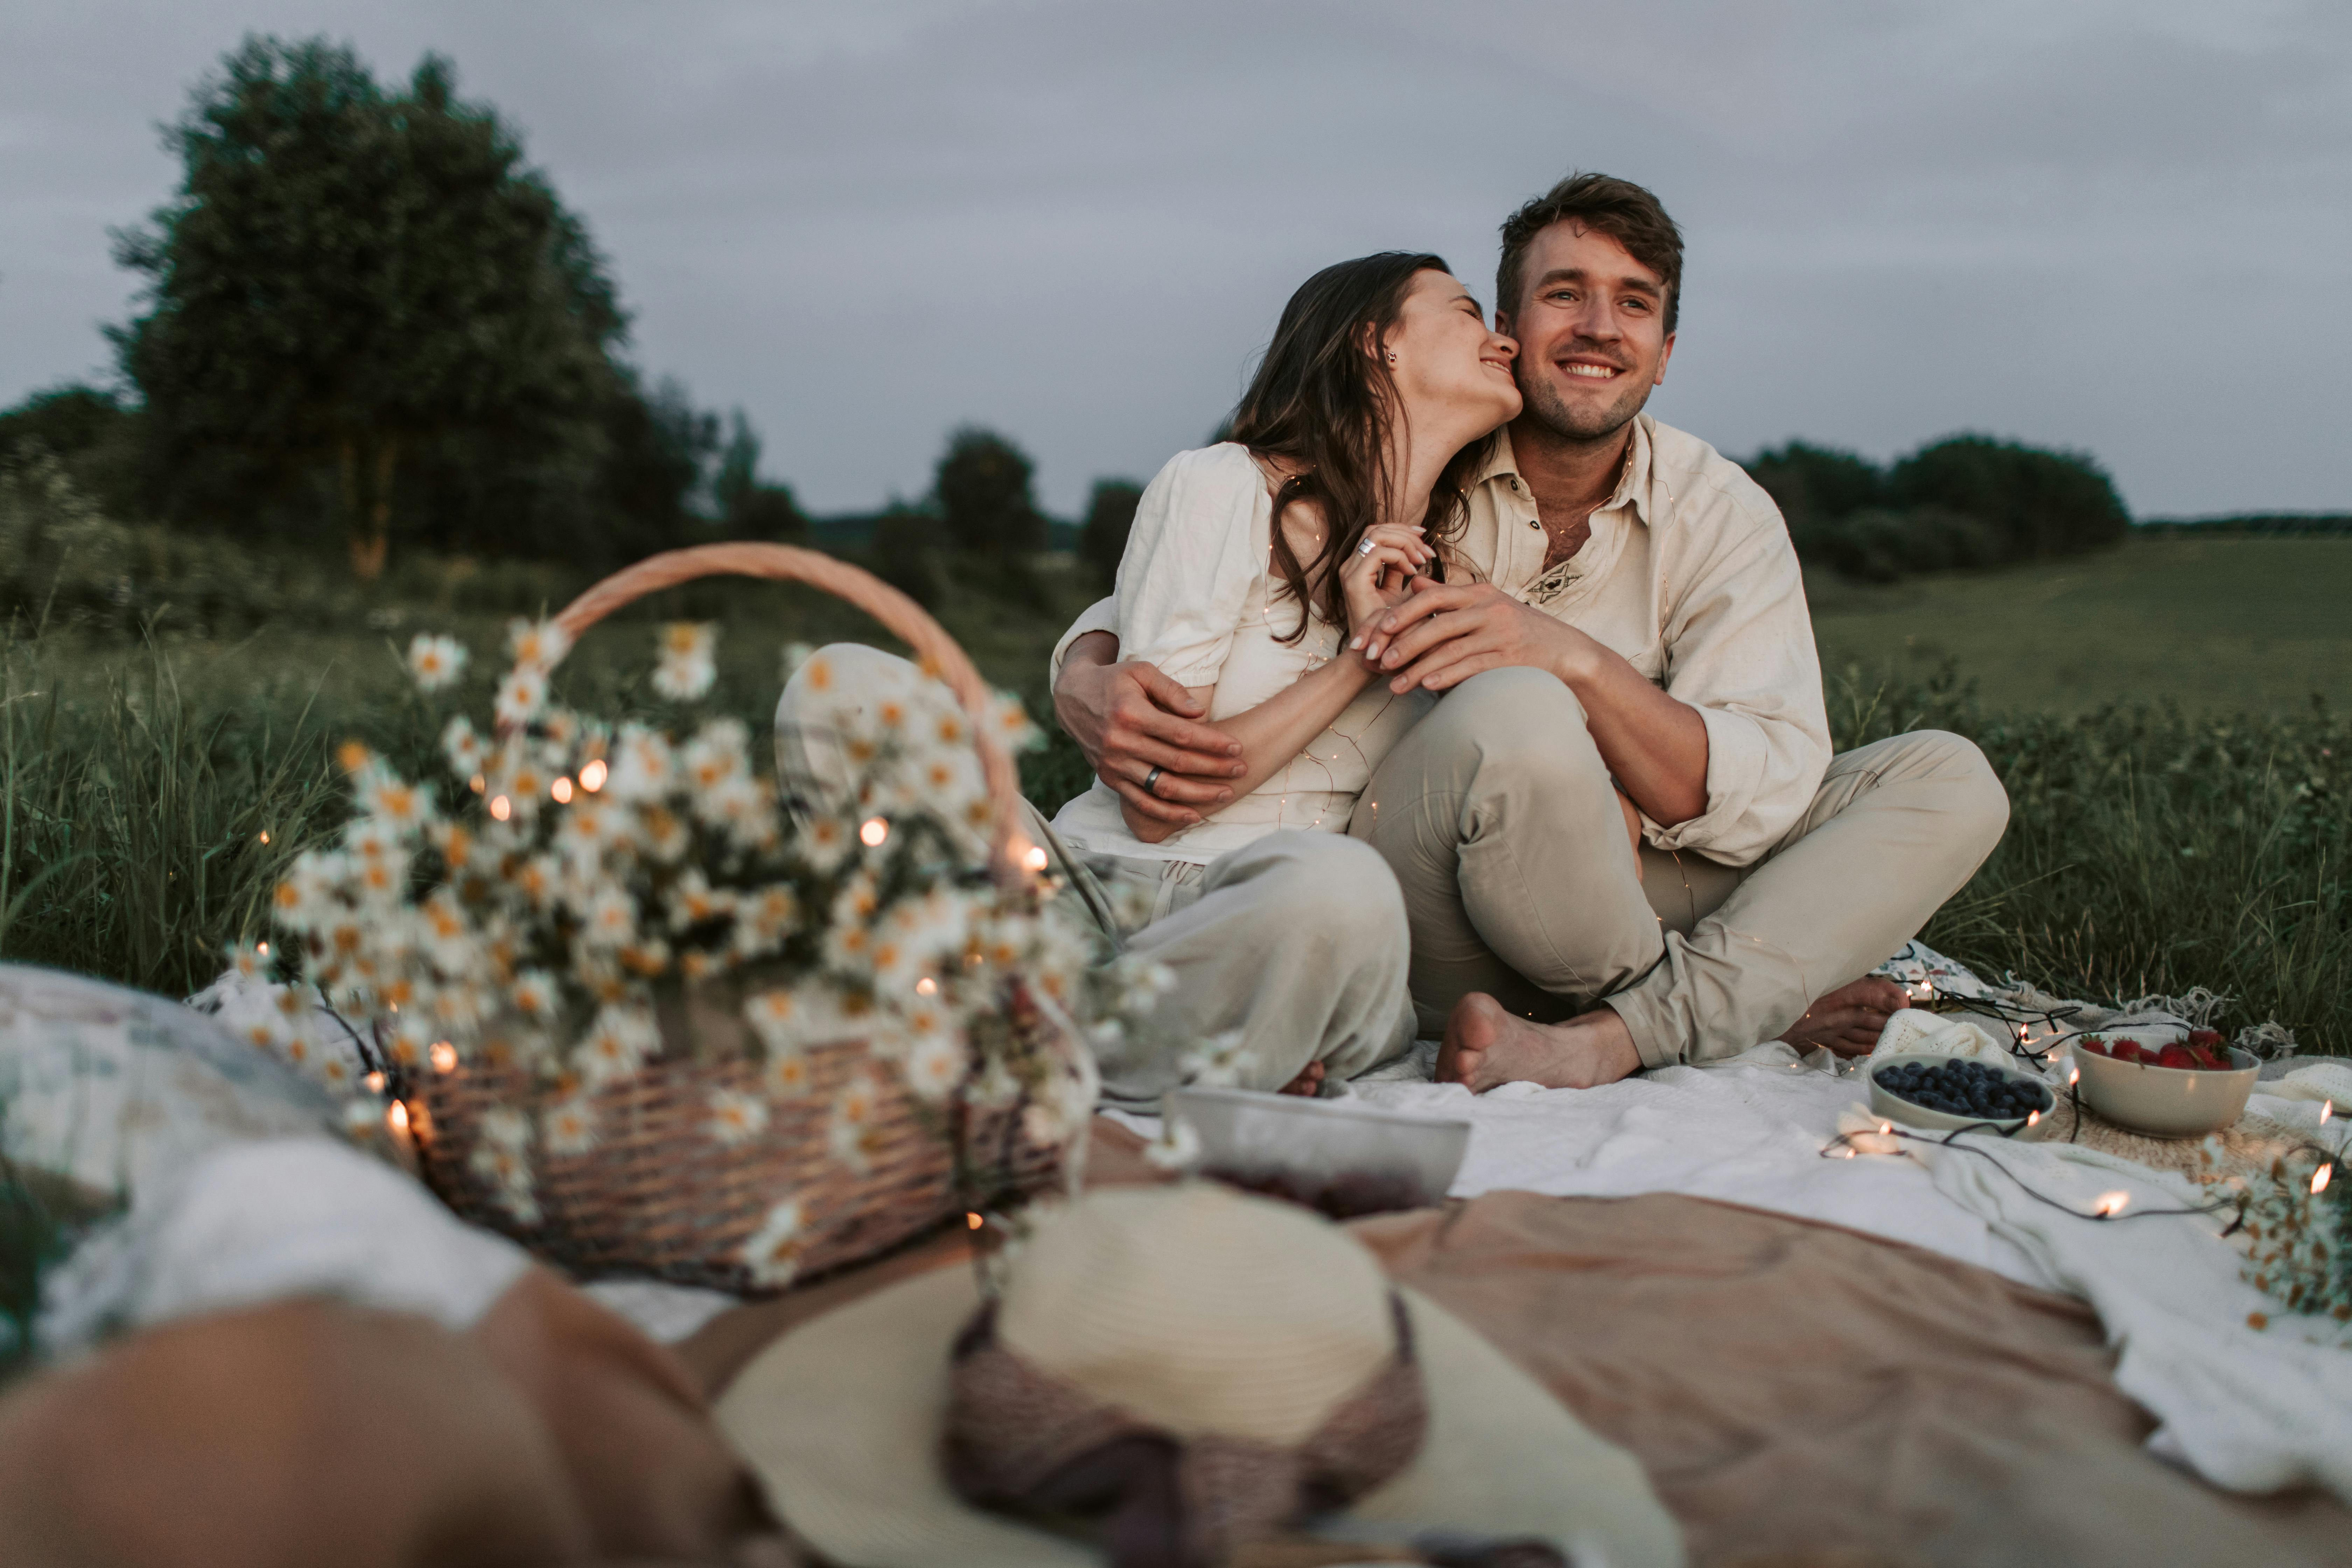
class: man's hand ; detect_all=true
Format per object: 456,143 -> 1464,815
1356,577 -> 1600,694
1054,633 -> 1245,828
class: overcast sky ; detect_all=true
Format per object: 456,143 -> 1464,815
4,0 -> 2347,518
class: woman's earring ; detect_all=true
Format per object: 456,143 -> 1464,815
1386,351 -> 1399,364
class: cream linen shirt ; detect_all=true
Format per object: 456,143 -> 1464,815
1049,443 -> 1434,866
1052,416 -> 1829,868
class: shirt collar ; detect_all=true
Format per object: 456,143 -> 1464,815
1473,416 -> 1657,527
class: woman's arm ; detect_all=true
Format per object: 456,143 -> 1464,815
1120,655 -> 1375,842
1119,519 -> 1429,843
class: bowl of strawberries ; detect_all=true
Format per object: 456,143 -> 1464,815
2068,1028 -> 2259,1138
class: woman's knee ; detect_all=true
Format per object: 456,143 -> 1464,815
1226,832 -> 1408,948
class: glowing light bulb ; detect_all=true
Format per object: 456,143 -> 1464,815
2093,1191 -> 2130,1218
489,795 -> 511,821
915,976 -> 938,996
258,830 -> 271,844
551,776 -> 574,804
2068,1065 -> 2081,1087
2314,1164 -> 2334,1196
364,1071 -> 386,1094
430,1042 -> 458,1073
579,758 -> 607,792
469,773 -> 486,794
256,941 -> 269,956
965,1212 -> 984,1231
1022,844 -> 1049,873
386,1101 -> 411,1137
860,817 -> 889,847
2323,1100 -> 2335,1126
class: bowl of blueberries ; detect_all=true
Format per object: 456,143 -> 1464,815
1866,1053 -> 2056,1138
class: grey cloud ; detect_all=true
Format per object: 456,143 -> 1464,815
1,0 -> 2346,516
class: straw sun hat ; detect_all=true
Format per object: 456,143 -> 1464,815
717,1184 -> 1682,1568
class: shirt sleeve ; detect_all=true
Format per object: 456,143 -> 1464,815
1643,493 -> 1831,867
1047,596 -> 1121,685
1105,446 -> 1265,690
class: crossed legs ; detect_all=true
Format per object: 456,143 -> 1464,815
1351,668 -> 2009,1089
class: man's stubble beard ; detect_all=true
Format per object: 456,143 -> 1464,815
1516,364 -> 1654,449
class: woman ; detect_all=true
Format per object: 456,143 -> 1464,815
1044,253 -> 1520,1092
1051,251 -> 1519,869
780,253 -> 1521,1105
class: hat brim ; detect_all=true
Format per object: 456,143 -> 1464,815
716,1262 -> 1682,1568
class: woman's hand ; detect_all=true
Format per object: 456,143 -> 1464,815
1337,524 -> 1433,649
1119,793 -> 1184,844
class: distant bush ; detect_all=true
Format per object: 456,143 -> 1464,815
1079,478 -> 1143,592
1744,434 -> 2128,582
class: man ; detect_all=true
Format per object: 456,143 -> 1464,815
1054,172 -> 2009,1090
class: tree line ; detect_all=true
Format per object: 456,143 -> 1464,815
1,32 -> 2139,601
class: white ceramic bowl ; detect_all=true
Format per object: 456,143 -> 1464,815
2068,1040 -> 2259,1138
1162,1086 -> 1471,1207
1865,1053 -> 2057,1139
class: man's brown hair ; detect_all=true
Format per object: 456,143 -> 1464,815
1496,172 -> 1684,336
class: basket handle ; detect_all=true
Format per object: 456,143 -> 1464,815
546,542 -> 1031,880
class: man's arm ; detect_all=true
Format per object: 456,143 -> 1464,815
1356,578 -> 1708,826
1053,631 -> 1247,829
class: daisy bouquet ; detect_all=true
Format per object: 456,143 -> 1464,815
246,545 -> 1147,1289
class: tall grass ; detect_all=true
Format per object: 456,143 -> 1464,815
0,626 -> 2342,1051
1832,664 -> 2347,1048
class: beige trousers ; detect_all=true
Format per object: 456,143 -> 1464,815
1349,667 -> 2010,1067
776,645 -> 1417,1107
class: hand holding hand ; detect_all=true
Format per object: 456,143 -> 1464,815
1354,577 -> 1602,694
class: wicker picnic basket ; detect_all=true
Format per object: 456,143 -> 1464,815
406,543 -> 1075,1294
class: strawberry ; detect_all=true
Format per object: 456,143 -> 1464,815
2157,1044 -> 2196,1071
2112,1040 -> 2146,1064
2187,1045 -> 2224,1071
2081,1036 -> 2110,1057
2189,1028 -> 2224,1049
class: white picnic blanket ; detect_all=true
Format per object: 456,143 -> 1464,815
1294,1038 -> 2352,1507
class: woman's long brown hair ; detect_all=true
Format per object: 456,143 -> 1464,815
1226,251 -> 1497,642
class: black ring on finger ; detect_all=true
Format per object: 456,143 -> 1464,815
1142,765 -> 1164,797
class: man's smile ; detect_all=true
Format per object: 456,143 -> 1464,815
1559,359 -> 1624,381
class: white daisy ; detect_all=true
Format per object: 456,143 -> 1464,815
740,1196 -> 810,1288
406,632 -> 470,692
707,1087 -> 771,1147
542,1096 -> 599,1156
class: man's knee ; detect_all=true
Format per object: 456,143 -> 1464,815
1421,667 -> 1608,786
1901,729 -> 2009,848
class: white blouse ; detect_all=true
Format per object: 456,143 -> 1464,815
1049,444 -> 1432,866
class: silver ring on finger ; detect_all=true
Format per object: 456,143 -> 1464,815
1143,765 -> 1164,797
1356,536 -> 1378,556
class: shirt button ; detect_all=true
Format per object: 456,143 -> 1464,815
1527,518 -> 1541,529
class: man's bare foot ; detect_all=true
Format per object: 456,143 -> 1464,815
1279,1060 -> 1327,1097
1436,994 -> 1643,1093
1777,977 -> 1911,1057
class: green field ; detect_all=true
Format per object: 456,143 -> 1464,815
1809,535 -> 2352,714
0,535 -> 2344,1064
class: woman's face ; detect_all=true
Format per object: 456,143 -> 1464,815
1384,270 -> 1521,433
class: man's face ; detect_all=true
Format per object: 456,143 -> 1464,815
1497,221 -> 1675,446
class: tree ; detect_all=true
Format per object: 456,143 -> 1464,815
1740,441 -> 1885,532
1078,478 -> 1142,591
111,36 -> 627,577
933,427 -> 1046,556
1889,436 -> 2129,560
713,409 -> 808,542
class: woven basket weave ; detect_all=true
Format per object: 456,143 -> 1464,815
407,543 -> 1072,1294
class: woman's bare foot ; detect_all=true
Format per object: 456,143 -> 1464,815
1436,994 -> 1643,1093
1777,977 -> 1911,1057
1279,1060 -> 1327,1097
